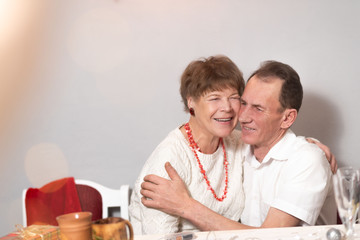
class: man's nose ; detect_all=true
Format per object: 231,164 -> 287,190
239,106 -> 251,123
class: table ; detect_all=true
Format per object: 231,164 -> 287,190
135,224 -> 360,240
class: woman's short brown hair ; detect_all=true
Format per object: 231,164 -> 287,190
180,55 -> 245,112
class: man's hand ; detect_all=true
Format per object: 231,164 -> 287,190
306,138 -> 338,174
140,162 -> 192,217
140,163 -> 304,231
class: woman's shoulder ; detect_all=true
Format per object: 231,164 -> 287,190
224,128 -> 242,145
155,127 -> 186,151
145,127 -> 189,164
138,126 -> 192,181
230,128 -> 242,138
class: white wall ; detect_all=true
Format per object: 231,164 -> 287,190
0,0 -> 359,235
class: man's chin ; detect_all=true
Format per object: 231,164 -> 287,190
241,136 -> 256,145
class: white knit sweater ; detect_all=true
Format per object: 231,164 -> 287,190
129,126 -> 245,235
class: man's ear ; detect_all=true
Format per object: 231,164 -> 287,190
281,109 -> 297,129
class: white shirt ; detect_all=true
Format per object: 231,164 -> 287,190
240,129 -> 336,226
129,127 -> 245,235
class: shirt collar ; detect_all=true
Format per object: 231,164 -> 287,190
244,129 -> 297,168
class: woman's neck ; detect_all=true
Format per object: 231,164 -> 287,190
182,120 -> 220,154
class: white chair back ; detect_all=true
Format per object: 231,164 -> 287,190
22,179 -> 130,227
75,179 -> 130,220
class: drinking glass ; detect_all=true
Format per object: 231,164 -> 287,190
333,167 -> 360,239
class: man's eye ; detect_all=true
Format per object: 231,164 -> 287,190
209,98 -> 219,101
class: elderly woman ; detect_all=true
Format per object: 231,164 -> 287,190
129,55 -> 246,234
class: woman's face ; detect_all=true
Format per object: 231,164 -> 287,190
188,87 -> 241,138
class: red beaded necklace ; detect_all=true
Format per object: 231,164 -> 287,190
184,123 -> 229,202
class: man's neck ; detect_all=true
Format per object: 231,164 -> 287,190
252,129 -> 288,162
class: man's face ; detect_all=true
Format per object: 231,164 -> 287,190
239,75 -> 287,149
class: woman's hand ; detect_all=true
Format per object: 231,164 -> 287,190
306,138 -> 337,173
141,162 -> 192,217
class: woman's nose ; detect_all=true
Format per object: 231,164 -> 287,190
221,99 -> 231,111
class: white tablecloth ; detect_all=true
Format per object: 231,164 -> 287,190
135,224 -> 360,240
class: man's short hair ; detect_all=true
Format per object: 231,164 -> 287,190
249,61 -> 303,112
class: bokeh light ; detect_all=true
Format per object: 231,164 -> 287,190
25,143 -> 69,188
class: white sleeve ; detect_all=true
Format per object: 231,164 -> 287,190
272,144 -> 332,225
129,142 -> 189,235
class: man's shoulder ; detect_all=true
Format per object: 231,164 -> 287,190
283,134 -> 330,174
270,130 -> 324,163
290,135 -> 325,159
281,130 -> 325,158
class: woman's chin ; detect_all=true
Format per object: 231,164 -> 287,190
216,130 -> 234,138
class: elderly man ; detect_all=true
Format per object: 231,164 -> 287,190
140,61 -> 336,230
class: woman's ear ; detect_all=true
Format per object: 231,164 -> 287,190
187,97 -> 194,109
281,109 -> 297,129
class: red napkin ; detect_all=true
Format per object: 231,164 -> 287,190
25,177 -> 82,226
